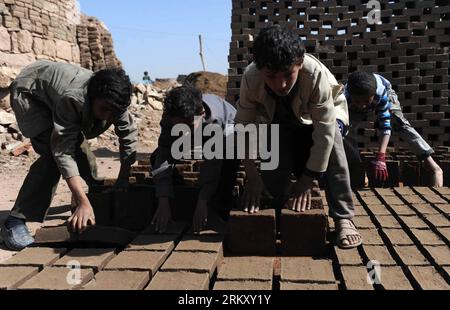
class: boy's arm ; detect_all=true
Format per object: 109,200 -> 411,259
51,97 -> 94,232
114,111 -> 138,185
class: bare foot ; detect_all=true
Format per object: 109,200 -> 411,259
423,157 -> 443,187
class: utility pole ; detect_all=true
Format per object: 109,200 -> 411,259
199,35 -> 207,72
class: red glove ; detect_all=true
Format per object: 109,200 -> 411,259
371,152 -> 389,182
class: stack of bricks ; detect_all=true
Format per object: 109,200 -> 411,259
227,0 -> 450,150
77,15 -> 121,72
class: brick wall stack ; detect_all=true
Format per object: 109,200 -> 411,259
77,14 -> 121,72
227,0 -> 450,149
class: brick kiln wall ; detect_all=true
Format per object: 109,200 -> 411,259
227,0 -> 450,149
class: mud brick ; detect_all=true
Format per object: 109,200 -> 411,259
160,251 -> 222,277
394,187 -> 417,196
281,258 -> 335,284
437,227 -> 450,242
408,266 -> 450,290
374,188 -> 396,196
18,267 -> 94,290
87,191 -> 114,225
379,267 -> 414,290
175,235 -> 224,253
217,257 -> 273,281
83,270 -> 150,290
0,248 -> 66,268
411,203 -> 440,215
214,280 -> 272,290
383,229 -> 414,245
227,209 -> 276,256
53,248 -> 116,272
126,235 -> 177,252
402,195 -> 426,204
393,246 -> 430,266
389,204 -> 416,216
357,189 -> 376,197
113,189 -> 154,231
433,187 -> 450,196
0,267 -> 39,290
34,226 -> 72,245
402,161 -> 421,186
413,187 -> 436,196
280,209 -> 327,256
340,266 -> 374,290
354,206 -> 369,217
399,216 -> 429,229
433,204 -> 450,215
146,271 -> 209,290
359,229 -> 385,245
365,204 -> 393,216
334,247 -> 364,266
362,245 -> 397,266
421,195 -> 447,204
77,226 -> 137,246
410,229 -> 445,246
376,215 -> 403,229
353,216 -> 377,229
382,195 -> 404,205
360,195 -> 383,205
104,251 -> 168,274
424,214 -> 450,228
423,246 -> 450,266
141,221 -> 187,236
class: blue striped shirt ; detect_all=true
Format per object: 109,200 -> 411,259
345,74 -> 393,135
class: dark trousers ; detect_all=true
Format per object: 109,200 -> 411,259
10,128 -> 102,222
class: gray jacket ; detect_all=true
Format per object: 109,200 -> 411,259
153,94 -> 237,201
10,60 -> 138,179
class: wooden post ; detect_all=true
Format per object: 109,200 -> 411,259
199,35 -> 207,72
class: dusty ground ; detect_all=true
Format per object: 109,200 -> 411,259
0,145 -> 153,263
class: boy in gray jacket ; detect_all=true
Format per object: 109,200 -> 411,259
1,60 -> 138,250
151,86 -> 239,233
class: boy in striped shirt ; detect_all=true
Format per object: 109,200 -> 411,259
343,71 -> 443,187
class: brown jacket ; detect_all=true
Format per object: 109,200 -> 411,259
235,54 -> 349,174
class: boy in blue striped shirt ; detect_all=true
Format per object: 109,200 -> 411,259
343,71 -> 443,187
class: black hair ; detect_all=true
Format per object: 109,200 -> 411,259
253,25 -> 306,72
87,68 -> 132,113
347,71 -> 377,97
164,85 -> 203,121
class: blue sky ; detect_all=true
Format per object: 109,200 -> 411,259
79,0 -> 232,82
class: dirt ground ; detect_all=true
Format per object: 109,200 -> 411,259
0,146 -> 152,263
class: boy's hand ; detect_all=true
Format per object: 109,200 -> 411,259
285,174 -> 315,212
68,203 -> 96,234
243,172 -> 272,214
372,152 -> 389,182
151,198 -> 172,233
193,199 -> 208,234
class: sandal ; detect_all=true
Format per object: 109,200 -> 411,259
335,219 -> 363,249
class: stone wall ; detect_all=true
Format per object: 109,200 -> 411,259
0,0 -> 121,111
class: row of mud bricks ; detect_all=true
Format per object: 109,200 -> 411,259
226,0 -> 450,149
1,185 -> 449,290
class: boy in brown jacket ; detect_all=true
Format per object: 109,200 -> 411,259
236,26 -> 361,249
